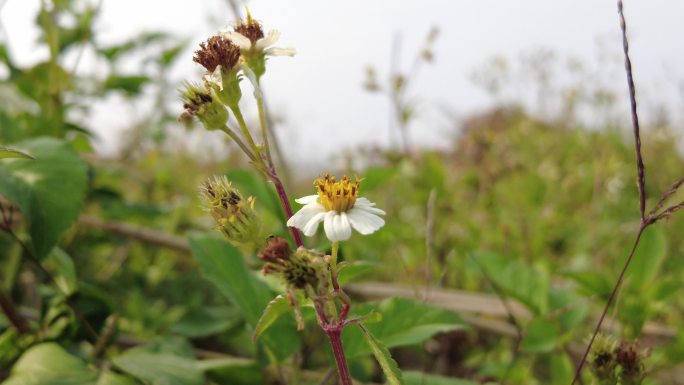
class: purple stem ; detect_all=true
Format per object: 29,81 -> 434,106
325,328 -> 353,385
268,172 -> 303,247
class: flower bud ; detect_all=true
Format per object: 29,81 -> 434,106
179,83 -> 229,130
590,333 -> 617,383
199,176 -> 261,246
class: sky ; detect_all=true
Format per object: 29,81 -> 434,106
2,0 -> 683,164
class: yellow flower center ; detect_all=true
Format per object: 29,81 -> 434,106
315,173 -> 359,213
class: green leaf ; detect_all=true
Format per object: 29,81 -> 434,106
198,358 -> 263,385
3,342 -> 97,385
0,138 -> 87,258
112,346 -> 202,385
469,252 -> 549,314
45,247 -> 78,295
357,323 -> 405,385
96,372 -> 139,385
403,371 -> 478,385
170,306 -> 241,338
253,294 -> 291,340
188,235 -> 300,361
520,318 -> 560,353
0,146 -> 34,159
627,226 -> 667,292
338,261 -> 379,285
343,297 -> 468,359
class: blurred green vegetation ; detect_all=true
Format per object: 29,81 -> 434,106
1,1 -> 683,384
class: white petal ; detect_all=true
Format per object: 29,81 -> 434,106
203,66 -> 223,90
302,211 -> 326,236
264,47 -> 296,57
287,202 -> 324,230
337,212 -> 352,241
295,195 -> 319,204
222,31 -> 252,50
354,197 -> 386,215
323,211 -> 340,242
256,29 -> 281,50
347,207 -> 385,235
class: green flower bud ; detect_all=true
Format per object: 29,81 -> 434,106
199,176 -> 261,246
179,83 -> 229,131
590,333 -> 618,384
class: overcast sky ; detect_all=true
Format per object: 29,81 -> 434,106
2,0 -> 683,163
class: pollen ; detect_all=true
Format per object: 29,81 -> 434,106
234,11 -> 264,45
314,173 -> 360,213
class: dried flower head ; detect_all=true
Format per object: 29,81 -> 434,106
179,83 -> 229,130
193,35 -> 241,73
199,176 -> 261,245
615,341 -> 647,385
287,173 -> 385,242
259,238 -> 327,293
234,12 -> 265,45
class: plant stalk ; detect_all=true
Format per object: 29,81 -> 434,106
325,328 -> 353,385
268,172 -> 303,247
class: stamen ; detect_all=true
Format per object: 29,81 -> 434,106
314,173 -> 360,213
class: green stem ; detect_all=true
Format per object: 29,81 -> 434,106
230,105 -> 261,159
221,124 -> 257,162
256,96 -> 274,166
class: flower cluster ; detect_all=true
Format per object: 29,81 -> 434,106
179,11 -> 293,137
258,237 -> 328,294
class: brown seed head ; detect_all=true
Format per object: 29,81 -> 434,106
258,237 -> 292,263
234,12 -> 264,45
193,35 -> 240,73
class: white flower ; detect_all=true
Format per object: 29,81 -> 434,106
222,29 -> 296,57
287,174 -> 385,242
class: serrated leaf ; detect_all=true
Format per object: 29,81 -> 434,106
0,146 -> 34,159
0,138 -> 87,258
112,347 -> 202,385
3,342 -> 97,385
343,297 -> 468,359
253,294 -> 291,340
188,235 -> 300,361
403,371 -> 478,385
358,323 -> 405,385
